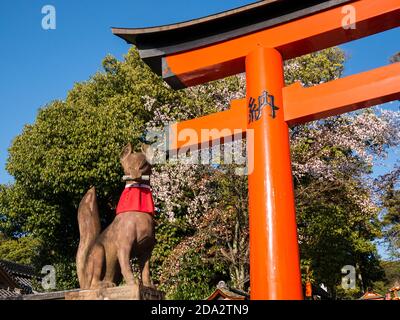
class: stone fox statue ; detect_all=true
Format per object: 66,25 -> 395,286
76,143 -> 155,289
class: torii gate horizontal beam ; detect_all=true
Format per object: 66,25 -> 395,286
284,62 -> 400,126
164,0 -> 399,88
168,99 -> 247,152
168,62 -> 400,151
113,0 -> 400,89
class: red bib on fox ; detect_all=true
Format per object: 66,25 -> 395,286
116,185 -> 155,215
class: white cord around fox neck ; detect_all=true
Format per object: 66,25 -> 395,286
122,175 -> 150,182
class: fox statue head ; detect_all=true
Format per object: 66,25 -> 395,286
119,142 -> 153,183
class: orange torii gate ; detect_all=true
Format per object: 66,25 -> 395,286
113,0 -> 400,300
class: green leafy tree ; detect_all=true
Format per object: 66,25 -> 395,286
381,176 -> 400,258
0,48 -> 191,289
0,233 -> 40,265
370,260 -> 400,296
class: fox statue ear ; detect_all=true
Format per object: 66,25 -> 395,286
141,143 -> 154,164
120,143 -> 132,161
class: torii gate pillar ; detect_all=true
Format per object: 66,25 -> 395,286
246,47 -> 302,300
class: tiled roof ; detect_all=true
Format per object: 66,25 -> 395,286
0,260 -> 39,296
206,282 -> 249,300
0,260 -> 35,277
207,288 -> 247,300
359,291 -> 385,300
0,288 -> 21,299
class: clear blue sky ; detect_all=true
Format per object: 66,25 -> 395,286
0,1 -> 398,231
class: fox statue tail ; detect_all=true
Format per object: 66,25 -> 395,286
76,187 -> 101,289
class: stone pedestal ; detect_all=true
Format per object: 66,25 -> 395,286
65,284 -> 164,300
